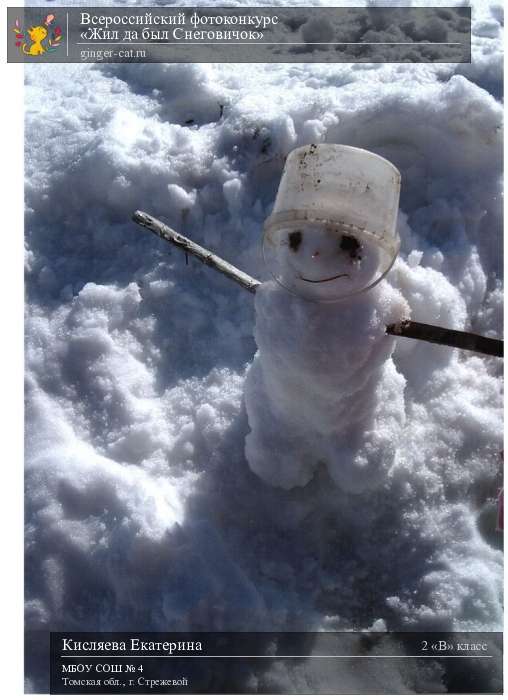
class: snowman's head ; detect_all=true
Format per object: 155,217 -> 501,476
262,144 -> 401,302
264,222 -> 387,302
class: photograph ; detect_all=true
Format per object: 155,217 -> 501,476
18,0 -> 503,694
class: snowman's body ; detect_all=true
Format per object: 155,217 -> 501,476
244,276 -> 409,492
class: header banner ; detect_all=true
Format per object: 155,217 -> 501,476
8,6 -> 471,64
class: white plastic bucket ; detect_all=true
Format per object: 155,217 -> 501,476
263,144 -> 401,302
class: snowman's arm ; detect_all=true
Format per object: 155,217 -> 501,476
132,210 -> 503,359
132,210 -> 260,294
386,320 -> 502,358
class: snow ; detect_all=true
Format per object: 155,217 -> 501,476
245,280 -> 410,492
25,0 -> 503,692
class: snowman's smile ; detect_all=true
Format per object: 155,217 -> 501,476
299,272 -> 351,283
283,230 -> 361,284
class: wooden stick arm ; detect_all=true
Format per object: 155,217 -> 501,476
133,210 -> 260,294
386,320 -> 502,358
132,210 -> 503,358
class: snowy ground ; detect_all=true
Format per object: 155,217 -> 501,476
25,0 -> 503,693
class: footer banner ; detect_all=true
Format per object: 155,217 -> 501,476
49,632 -> 503,694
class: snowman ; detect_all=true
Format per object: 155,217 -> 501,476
244,144 -> 410,492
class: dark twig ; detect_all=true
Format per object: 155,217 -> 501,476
386,320 -> 503,358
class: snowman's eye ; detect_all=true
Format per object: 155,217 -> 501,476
288,231 -> 302,252
340,235 -> 362,260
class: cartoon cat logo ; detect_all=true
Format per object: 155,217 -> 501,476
12,14 -> 62,57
